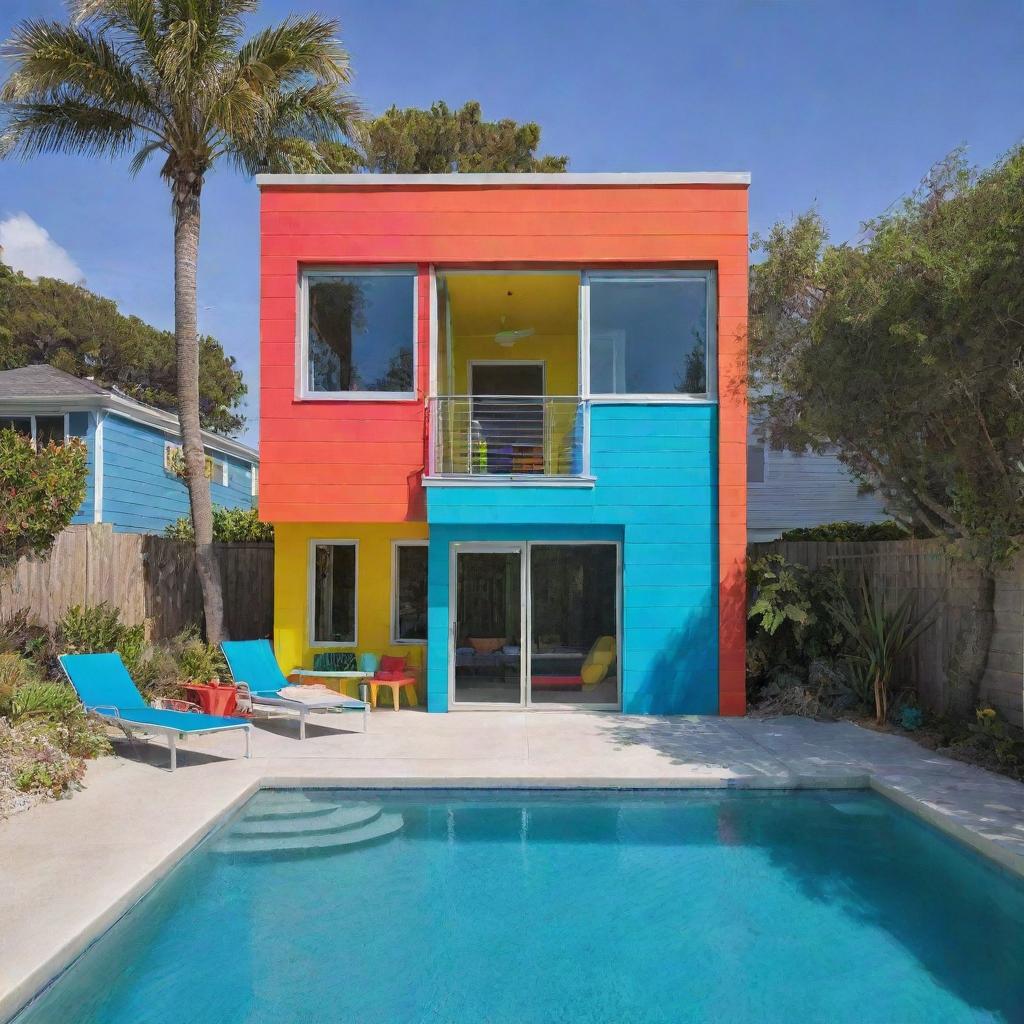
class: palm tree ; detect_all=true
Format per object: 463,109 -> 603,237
0,1 -> 357,642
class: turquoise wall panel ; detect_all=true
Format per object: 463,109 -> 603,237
426,404 -> 718,715
69,411 -> 95,525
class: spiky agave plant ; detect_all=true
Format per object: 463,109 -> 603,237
0,1 -> 359,642
830,573 -> 934,725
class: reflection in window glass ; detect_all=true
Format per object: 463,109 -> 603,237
306,272 -> 415,394
747,445 -> 766,484
589,276 -> 710,395
312,543 -> 357,643
34,416 -> 65,447
394,544 -> 427,642
0,417 -> 32,438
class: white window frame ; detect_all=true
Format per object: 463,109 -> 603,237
0,413 -> 70,448
251,464 -> 259,498
308,539 -> 359,648
164,441 -> 228,485
391,539 -> 429,645
297,265 -> 418,402
582,269 -> 717,403
747,443 -> 768,486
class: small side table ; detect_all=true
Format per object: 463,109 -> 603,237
287,668 -> 373,702
370,677 -> 419,711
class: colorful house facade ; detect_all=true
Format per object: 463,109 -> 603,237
258,172 -> 748,715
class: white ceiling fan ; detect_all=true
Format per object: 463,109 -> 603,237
494,314 -> 535,347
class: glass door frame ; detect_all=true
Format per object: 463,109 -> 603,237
447,540 -> 622,711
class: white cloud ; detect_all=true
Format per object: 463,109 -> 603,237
0,212 -> 84,283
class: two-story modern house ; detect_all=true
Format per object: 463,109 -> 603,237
258,172 -> 748,715
0,365 -> 258,533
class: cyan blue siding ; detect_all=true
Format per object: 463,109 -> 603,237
100,413 -> 255,533
426,404 -> 718,715
69,411 -> 95,525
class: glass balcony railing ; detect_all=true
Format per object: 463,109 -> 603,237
428,396 -> 588,479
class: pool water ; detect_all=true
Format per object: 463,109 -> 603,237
13,790 -> 1024,1024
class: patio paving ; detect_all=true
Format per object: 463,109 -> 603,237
1,710 -> 1023,1021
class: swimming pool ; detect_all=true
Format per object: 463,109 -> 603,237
12,789 -> 1024,1024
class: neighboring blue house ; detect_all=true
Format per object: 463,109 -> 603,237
0,365 -> 258,534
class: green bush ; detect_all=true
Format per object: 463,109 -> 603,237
55,602 -> 150,685
165,506 -> 273,543
165,626 -> 227,684
0,609 -> 51,664
0,428 -> 88,569
0,652 -> 41,717
0,719 -> 88,799
778,521 -> 911,542
8,680 -> 79,723
746,554 -> 848,688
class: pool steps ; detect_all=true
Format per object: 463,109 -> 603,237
214,796 -> 404,855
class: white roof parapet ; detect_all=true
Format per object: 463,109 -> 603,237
256,171 -> 751,188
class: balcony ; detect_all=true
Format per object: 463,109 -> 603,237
428,395 -> 589,480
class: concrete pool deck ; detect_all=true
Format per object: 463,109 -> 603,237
2,711 -> 1023,1021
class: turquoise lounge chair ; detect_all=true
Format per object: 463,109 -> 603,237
59,652 -> 253,771
221,640 -> 369,739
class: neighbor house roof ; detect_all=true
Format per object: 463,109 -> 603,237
256,171 -> 751,188
0,365 -> 257,463
0,364 -> 108,398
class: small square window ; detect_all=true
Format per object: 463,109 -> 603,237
34,416 -> 65,447
303,270 -> 416,397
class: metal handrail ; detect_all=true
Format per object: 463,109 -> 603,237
428,395 -> 587,477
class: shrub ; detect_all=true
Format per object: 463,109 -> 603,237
166,626 -> 227,684
165,506 -> 273,543
0,428 -> 88,570
778,520 -> 912,542
8,680 -> 79,723
0,652 -> 41,717
55,602 -> 149,681
0,608 -> 51,664
746,554 -> 847,687
0,718 -> 87,803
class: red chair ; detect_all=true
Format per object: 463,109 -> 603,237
370,655 -> 419,711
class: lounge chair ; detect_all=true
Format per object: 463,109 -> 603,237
59,652 -> 253,772
221,640 -> 369,739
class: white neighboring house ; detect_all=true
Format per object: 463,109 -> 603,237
746,423 -> 889,542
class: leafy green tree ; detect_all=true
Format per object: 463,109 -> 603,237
165,506 -> 273,542
0,261 -> 246,435
750,147 -> 1024,715
1,0 -> 357,642
0,428 -> 87,570
317,100 -> 568,173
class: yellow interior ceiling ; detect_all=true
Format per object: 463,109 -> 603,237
445,273 -> 579,337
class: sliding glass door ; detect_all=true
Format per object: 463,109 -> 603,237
450,542 -> 620,709
452,545 -> 525,705
529,544 -> 619,707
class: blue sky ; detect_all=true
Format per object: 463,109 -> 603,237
1,0 -> 1022,447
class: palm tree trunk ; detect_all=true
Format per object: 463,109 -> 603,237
946,570 -> 996,719
173,178 -> 225,643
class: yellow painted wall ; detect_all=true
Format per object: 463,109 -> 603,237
273,521 -> 428,696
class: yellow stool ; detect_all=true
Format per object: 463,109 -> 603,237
369,677 -> 419,710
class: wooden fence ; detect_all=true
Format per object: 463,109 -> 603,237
751,539 -> 1024,727
1,524 -> 273,641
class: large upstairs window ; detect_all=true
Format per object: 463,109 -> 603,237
587,271 -> 714,399
301,268 -> 416,399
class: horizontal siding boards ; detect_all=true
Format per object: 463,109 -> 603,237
69,411 -> 95,525
101,414 -> 255,533
751,540 -> 1023,728
0,524 -> 272,641
426,405 -> 719,715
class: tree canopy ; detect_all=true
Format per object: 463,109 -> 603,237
749,146 -> 1024,713
0,261 -> 246,435
749,147 -> 1024,570
318,100 -> 568,173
